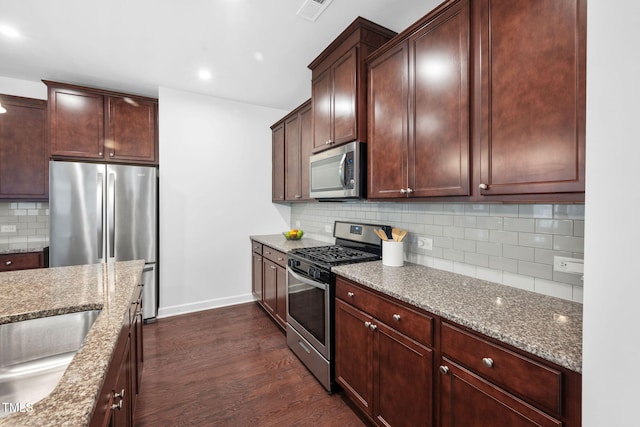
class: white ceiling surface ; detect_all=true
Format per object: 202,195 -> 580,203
0,0 -> 438,110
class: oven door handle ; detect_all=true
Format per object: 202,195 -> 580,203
287,267 -> 327,291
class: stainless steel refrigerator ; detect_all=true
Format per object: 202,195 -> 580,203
49,161 -> 158,321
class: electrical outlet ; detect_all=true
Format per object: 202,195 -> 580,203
325,224 -> 332,233
553,256 -> 584,274
1,224 -> 16,233
418,237 -> 433,251
295,221 -> 300,228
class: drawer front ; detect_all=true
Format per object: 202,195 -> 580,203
251,241 -> 263,255
0,252 -> 43,272
336,276 -> 433,347
263,246 -> 286,268
441,322 -> 562,414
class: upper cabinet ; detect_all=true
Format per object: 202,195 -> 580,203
309,17 -> 396,152
473,0 -> 586,200
45,81 -> 158,165
272,100 -> 313,203
368,0 -> 470,199
0,94 -> 48,200
367,0 -> 585,202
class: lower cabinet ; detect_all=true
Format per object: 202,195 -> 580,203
251,240 -> 287,330
0,251 -> 44,272
335,276 -> 581,427
335,277 -> 434,426
91,284 -> 143,427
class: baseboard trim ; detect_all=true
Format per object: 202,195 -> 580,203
157,293 -> 256,318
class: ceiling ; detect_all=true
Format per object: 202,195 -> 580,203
0,0 -> 440,111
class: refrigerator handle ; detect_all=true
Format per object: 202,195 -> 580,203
97,172 -> 104,261
108,172 -> 116,259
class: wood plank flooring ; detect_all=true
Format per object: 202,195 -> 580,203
134,302 -> 366,426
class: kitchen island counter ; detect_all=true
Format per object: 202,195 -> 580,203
333,261 -> 582,373
0,260 -> 145,425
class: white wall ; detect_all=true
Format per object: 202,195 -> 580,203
0,76 -> 46,99
583,1 -> 640,424
157,87 -> 290,317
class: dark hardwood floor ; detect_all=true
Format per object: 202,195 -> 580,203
134,302 -> 366,426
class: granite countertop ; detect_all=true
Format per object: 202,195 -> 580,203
0,245 -> 48,255
333,261 -> 583,373
0,260 -> 145,425
250,234 -> 331,253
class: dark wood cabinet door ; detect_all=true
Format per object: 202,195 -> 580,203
112,336 -> 132,427
312,69 -> 332,151
299,103 -> 313,200
410,0 -> 470,197
262,259 -> 277,316
0,95 -> 48,200
439,358 -> 561,427
0,252 -> 43,272
474,0 -> 586,197
252,252 -> 263,301
271,123 -> 285,201
275,264 -> 287,328
374,321 -> 433,427
335,299 -> 374,417
367,41 -> 409,199
107,96 -> 157,164
48,86 -> 105,159
285,113 -> 301,200
332,48 -> 358,145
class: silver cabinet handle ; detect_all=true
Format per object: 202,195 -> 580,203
277,257 -> 284,261
406,187 -> 413,194
295,195 -> 302,198
114,389 -> 125,399
400,188 -> 407,194
439,365 -> 450,375
369,324 -> 377,331
482,357 -> 494,368
479,183 -> 488,190
347,292 -> 354,298
265,250 -> 271,255
392,314 -> 401,321
111,400 -> 123,410
364,321 -> 371,329
5,260 -> 11,266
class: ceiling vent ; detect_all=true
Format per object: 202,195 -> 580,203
296,0 -> 333,22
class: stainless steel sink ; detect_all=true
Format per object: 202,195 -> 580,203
0,309 -> 101,417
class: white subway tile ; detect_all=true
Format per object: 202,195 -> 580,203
476,267 -> 503,284
433,258 -> 453,272
443,249 -> 465,262
489,256 -> 519,273
534,248 -> 572,265
489,230 -> 518,245
443,226 -> 465,239
518,260 -> 553,280
465,252 -> 489,267
553,235 -> 584,253
572,286 -> 584,303
454,262 -> 477,277
476,241 -> 502,257
465,204 -> 490,216
518,233 -> 553,249
503,217 -> 535,232
453,238 -> 476,252
503,272 -> 535,291
465,228 -> 490,241
490,205 -> 519,217
503,244 -> 535,261
519,204 -> 553,218
534,279 -> 573,300
477,216 -> 503,230
553,204 -> 585,220
535,219 -> 574,235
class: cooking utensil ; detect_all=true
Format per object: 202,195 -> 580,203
374,229 -> 388,241
397,230 -> 407,242
391,228 -> 400,242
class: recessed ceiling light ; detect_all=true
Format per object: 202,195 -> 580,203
253,52 -> 264,63
0,25 -> 20,38
198,69 -> 212,80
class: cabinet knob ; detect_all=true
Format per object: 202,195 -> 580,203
482,357 -> 494,368
364,321 -> 372,329
98,152 -> 103,156
111,400 -> 123,410
392,314 -> 401,322
109,152 -> 114,157
114,388 -> 125,399
400,188 -> 407,194
479,183 -> 488,190
270,265 -> 276,270
277,257 -> 284,261
439,365 -> 450,375
369,323 -> 377,331
295,195 -> 302,199
5,260 -> 12,266
406,187 -> 414,194
347,292 -> 354,298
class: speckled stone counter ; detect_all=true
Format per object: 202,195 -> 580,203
250,234 -> 330,253
0,260 -> 145,425
0,245 -> 47,255
333,261 -> 582,373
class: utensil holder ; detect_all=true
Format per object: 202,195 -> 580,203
382,241 -> 404,267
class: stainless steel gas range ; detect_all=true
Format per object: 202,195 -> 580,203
286,221 -> 391,392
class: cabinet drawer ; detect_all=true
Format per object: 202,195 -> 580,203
0,252 -> 43,272
251,241 -> 263,255
336,276 -> 433,346
441,322 -> 562,414
263,246 -> 286,268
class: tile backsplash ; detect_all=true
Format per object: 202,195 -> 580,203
291,202 -> 584,303
0,202 -> 49,251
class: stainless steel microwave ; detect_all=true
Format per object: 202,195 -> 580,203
309,141 -> 366,199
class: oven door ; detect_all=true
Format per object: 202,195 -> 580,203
286,267 -> 331,360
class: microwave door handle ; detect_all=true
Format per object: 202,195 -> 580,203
338,153 -> 348,189
287,267 -> 327,291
